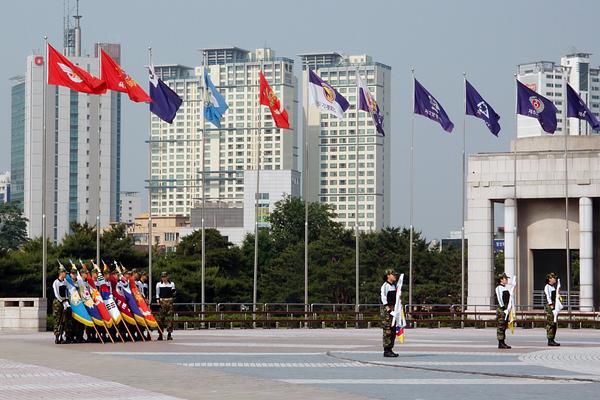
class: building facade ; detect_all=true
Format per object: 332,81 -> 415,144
119,191 -> 142,224
517,53 -> 600,137
10,42 -> 121,242
150,47 -> 298,217
128,214 -> 189,253
0,172 -> 10,203
299,52 -> 391,231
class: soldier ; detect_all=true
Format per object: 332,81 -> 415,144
544,273 -> 561,346
495,273 -> 512,349
79,265 -> 99,343
380,269 -> 399,357
140,271 -> 150,303
69,266 -> 85,343
156,271 -> 176,341
52,266 -> 70,344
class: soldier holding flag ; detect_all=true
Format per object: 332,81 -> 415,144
156,271 -> 176,341
495,273 -> 512,349
544,273 -> 561,346
380,269 -> 399,357
52,265 -> 71,344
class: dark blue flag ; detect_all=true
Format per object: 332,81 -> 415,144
516,80 -> 557,134
465,80 -> 501,136
149,64 -> 183,124
414,79 -> 454,133
566,83 -> 600,131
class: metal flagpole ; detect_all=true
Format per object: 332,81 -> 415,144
408,68 -> 415,309
42,36 -> 48,298
96,43 -> 101,269
562,67 -> 571,312
512,74 -> 518,307
253,66 -> 262,314
147,47 -> 154,302
201,51 -> 207,316
304,68 -> 309,315
461,72 -> 466,316
355,67 -> 360,310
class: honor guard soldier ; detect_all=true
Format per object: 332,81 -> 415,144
52,266 -> 70,344
380,269 -> 399,357
69,266 -> 85,343
140,271 -> 149,303
495,273 -> 512,349
544,273 -> 560,346
156,271 -> 176,341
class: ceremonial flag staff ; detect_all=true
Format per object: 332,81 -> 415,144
147,46 -> 154,301
42,35 -> 48,298
408,68 -> 415,309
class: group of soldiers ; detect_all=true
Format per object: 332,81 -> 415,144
52,262 -> 176,344
380,269 -> 563,357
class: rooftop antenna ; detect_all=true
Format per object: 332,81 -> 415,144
73,0 -> 82,57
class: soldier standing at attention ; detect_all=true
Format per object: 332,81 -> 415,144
495,273 -> 512,349
140,271 -> 150,303
52,266 -> 70,344
380,269 -> 399,358
156,271 -> 176,341
544,273 -> 560,346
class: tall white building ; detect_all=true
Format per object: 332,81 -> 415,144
299,53 -> 391,231
119,191 -> 142,224
10,15 -> 121,242
0,172 -> 10,203
517,52 -> 600,137
150,47 -> 298,217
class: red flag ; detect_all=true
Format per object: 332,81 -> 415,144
100,49 -> 151,103
259,71 -> 290,129
47,43 -> 106,94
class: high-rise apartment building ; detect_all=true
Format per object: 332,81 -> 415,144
119,191 -> 142,224
0,172 -> 10,203
299,52 -> 391,231
150,47 -> 298,217
517,52 -> 600,137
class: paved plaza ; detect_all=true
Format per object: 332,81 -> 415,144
1,328 -> 600,399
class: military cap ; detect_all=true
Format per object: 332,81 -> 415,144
57,265 -> 67,274
80,265 -> 89,274
496,272 -> 509,283
161,271 -> 169,277
546,272 -> 557,283
131,268 -> 138,274
141,271 -> 148,277
383,268 -> 397,281
70,266 -> 78,274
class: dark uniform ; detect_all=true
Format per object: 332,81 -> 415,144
495,273 -> 512,349
380,269 -> 399,358
156,271 -> 176,340
52,266 -> 70,344
544,273 -> 560,346
68,267 -> 85,343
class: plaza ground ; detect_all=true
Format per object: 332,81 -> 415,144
1,327 -> 600,399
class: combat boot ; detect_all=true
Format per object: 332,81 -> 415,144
383,348 -> 398,357
157,332 -> 163,341
167,332 -> 173,340
548,339 -> 560,346
498,340 -> 511,349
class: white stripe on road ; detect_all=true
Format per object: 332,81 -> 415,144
277,378 -> 585,385
94,351 -> 325,356
176,362 -> 370,368
174,342 -> 369,349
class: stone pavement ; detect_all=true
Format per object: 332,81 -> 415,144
1,328 -> 600,399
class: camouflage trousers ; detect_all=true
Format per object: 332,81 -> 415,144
159,298 -> 174,333
545,305 -> 557,340
52,299 -> 74,340
496,306 -> 507,341
381,308 -> 396,350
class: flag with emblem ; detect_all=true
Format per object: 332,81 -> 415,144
204,68 -> 228,128
414,79 -> 454,133
308,69 -> 349,119
47,43 -> 106,94
100,49 -> 151,103
465,80 -> 501,136
149,63 -> 183,124
259,71 -> 290,129
566,83 -> 600,131
516,80 -> 558,134
357,74 -> 384,135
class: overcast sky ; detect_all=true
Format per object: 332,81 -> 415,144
1,0 -> 598,240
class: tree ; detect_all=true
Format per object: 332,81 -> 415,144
58,222 -> 97,260
0,201 -> 28,254
101,223 -> 146,267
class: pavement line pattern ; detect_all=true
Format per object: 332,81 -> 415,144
93,351 -> 325,356
0,359 -> 182,400
175,362 -> 371,368
519,348 -> 600,377
174,342 -> 369,349
276,378 -> 586,385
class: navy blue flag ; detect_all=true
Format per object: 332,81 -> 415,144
414,79 -> 454,133
465,80 -> 501,136
566,83 -> 600,131
516,80 -> 557,134
149,64 -> 183,124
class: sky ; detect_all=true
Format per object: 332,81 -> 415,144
1,0 -> 599,241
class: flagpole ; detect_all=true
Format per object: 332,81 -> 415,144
461,72 -> 466,318
147,47 -> 153,302
42,36 -> 48,298
201,51 -> 207,317
355,67 -> 360,311
512,74 -> 518,308
96,43 -> 101,270
304,68 -> 309,316
562,67 -> 571,313
253,66 -> 262,316
409,68 -> 415,309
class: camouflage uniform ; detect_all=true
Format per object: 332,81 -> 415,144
52,299 -> 66,338
159,298 -> 174,333
545,305 -> 557,340
496,306 -> 506,341
380,308 -> 396,350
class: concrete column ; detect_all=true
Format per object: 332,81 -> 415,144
504,198 -> 516,278
579,197 -> 593,311
467,199 -> 494,308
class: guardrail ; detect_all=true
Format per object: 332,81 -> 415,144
148,303 -> 600,330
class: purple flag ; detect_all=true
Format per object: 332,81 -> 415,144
566,83 -> 600,131
357,74 -> 384,135
465,80 -> 501,136
149,64 -> 183,124
414,79 -> 454,133
516,80 -> 557,134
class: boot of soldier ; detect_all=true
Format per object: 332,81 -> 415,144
55,335 -> 61,344
383,348 -> 398,358
499,340 -> 511,349
157,332 -> 163,341
167,332 -> 173,341
548,339 -> 560,347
